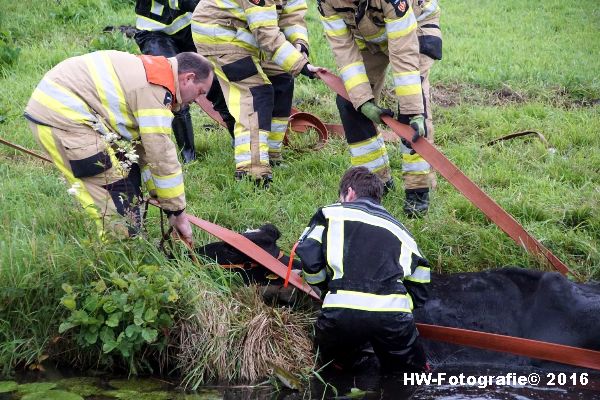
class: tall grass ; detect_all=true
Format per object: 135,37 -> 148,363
0,0 -> 599,382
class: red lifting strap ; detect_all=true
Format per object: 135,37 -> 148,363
417,323 -> 600,371
315,70 -> 574,278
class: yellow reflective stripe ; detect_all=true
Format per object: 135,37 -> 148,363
151,0 -> 164,15
136,13 -> 192,34
139,126 -> 171,135
141,166 -> 156,191
323,290 -> 412,312
216,0 -> 245,19
340,62 -> 369,92
303,268 -> 327,284
84,52 -> 137,140
192,22 -> 259,53
385,13 -> 417,39
283,0 -> 307,14
168,0 -> 179,10
153,170 -> 184,199
321,15 -> 348,37
350,146 -> 387,166
272,41 -> 303,71
134,108 -> 173,117
393,70 -> 421,96
364,27 -> 387,44
36,124 -> 102,233
405,265 -> 431,283
283,25 -> 308,43
246,6 -> 278,30
417,0 -> 440,22
31,79 -> 94,123
155,184 -> 184,199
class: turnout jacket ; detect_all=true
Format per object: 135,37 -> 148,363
25,50 -> 186,212
296,198 -> 430,312
135,0 -> 200,35
319,0 -> 433,113
191,0 -> 309,76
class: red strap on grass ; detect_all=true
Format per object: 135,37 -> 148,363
284,241 -> 299,288
315,70 -> 574,278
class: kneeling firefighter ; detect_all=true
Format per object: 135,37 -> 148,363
296,167 -> 430,372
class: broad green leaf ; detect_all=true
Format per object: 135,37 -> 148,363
61,283 -> 73,294
94,280 -> 107,293
141,328 -> 158,343
58,321 -> 76,333
106,312 -> 122,328
125,324 -> 141,338
83,330 -> 98,345
61,295 -> 76,311
144,308 -> 157,322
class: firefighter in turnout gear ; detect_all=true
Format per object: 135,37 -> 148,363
192,0 -> 323,184
296,167 -> 430,372
24,51 -> 214,241
134,0 -> 235,163
319,0 -> 441,217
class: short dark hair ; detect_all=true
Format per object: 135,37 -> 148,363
339,166 -> 384,203
176,52 -> 212,82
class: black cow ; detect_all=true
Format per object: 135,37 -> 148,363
196,224 -> 304,304
415,267 -> 600,370
196,225 -> 600,370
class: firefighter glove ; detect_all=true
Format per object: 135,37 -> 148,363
295,43 -> 309,57
300,63 -> 316,79
409,114 -> 426,142
360,100 -> 394,124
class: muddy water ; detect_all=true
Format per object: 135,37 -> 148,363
1,365 -> 599,399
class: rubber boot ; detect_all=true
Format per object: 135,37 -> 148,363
404,188 -> 429,218
235,170 -> 273,189
172,106 -> 195,163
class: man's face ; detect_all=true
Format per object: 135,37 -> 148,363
178,70 -> 214,105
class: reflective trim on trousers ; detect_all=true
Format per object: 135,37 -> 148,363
136,13 -> 192,35
323,290 -> 412,312
417,0 -> 440,22
272,41 -> 303,71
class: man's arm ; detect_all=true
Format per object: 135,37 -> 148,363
319,0 -> 374,110
404,257 -> 430,309
279,0 -> 309,56
296,209 -> 328,289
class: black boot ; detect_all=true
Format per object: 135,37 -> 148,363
404,188 -> 429,218
383,178 -> 396,196
234,171 -> 272,189
172,106 -> 196,163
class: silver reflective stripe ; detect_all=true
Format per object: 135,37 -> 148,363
365,29 -> 387,44
406,266 -> 430,282
349,138 -> 383,158
307,225 -> 324,243
386,13 -> 417,35
235,29 -> 258,48
322,206 -> 421,276
417,0 -> 439,22
340,63 -> 367,83
36,79 -> 95,121
142,167 -> 153,183
151,1 -> 164,15
235,135 -> 251,146
137,114 -> 172,129
221,0 -> 244,14
272,41 -> 296,67
323,291 -> 412,311
247,9 -> 278,27
394,73 -> 421,87
326,218 -> 344,279
268,140 -> 282,149
321,17 -> 346,33
137,13 -> 191,34
283,25 -> 308,40
402,161 -> 430,173
304,268 -> 327,284
235,152 -> 270,163
86,53 -> 134,140
153,173 -> 184,189
168,0 -> 179,10
284,0 -> 306,10
356,156 -> 388,172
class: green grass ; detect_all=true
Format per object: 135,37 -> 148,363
0,0 -> 599,381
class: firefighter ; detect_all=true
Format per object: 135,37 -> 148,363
134,0 -> 235,163
296,166 -> 430,373
319,0 -> 440,217
191,0 -> 322,186
24,51 -> 213,241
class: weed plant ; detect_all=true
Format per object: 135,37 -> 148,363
0,0 -> 599,385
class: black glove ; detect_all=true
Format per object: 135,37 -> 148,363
300,63 -> 316,79
297,43 -> 309,57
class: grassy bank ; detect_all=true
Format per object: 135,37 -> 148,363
1,0 -> 599,385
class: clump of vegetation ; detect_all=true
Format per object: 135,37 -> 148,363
50,0 -> 103,25
58,264 -> 182,373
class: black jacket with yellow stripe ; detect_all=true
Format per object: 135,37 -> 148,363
296,198 -> 430,312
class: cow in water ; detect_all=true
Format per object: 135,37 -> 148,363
196,225 -> 600,370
